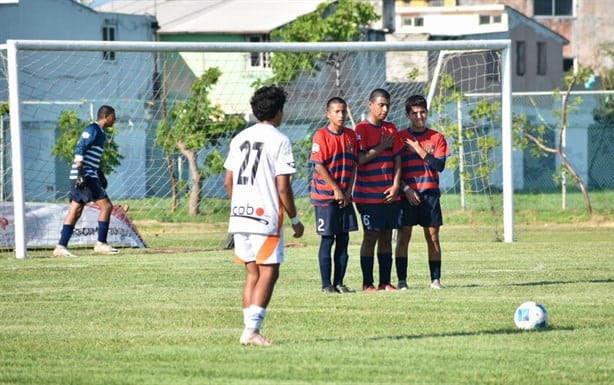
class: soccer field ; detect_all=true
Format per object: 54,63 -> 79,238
1,224 -> 612,384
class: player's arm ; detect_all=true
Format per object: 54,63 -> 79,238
358,134 -> 394,165
405,137 -> 445,172
224,170 -> 233,197
276,173 -> 304,238
384,154 -> 402,203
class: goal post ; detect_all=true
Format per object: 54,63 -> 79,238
3,39 -> 513,258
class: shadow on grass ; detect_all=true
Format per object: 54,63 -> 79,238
309,325 -> 575,344
457,278 -> 613,289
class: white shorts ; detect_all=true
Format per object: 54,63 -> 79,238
233,232 -> 285,265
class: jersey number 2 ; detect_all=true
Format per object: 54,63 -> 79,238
237,140 -> 264,185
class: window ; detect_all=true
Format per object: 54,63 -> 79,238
563,58 -> 574,73
402,16 -> 424,27
516,41 -> 526,76
102,25 -> 116,61
537,42 -> 547,75
247,35 -> 271,68
534,0 -> 573,16
479,14 -> 502,25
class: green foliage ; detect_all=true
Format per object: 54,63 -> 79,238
51,110 -> 122,174
256,0 -> 379,86
0,102 -> 8,116
292,137 -> 313,182
155,68 -> 245,155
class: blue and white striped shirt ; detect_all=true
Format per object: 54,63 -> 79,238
69,122 -> 106,180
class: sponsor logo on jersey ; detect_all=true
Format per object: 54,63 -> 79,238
231,203 -> 269,225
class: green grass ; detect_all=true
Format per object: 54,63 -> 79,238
1,225 -> 612,384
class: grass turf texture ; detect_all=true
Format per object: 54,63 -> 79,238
1,224 -> 612,385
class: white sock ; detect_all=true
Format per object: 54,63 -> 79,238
247,305 -> 266,332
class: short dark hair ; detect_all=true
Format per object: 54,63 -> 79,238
369,88 -> 390,102
97,105 -> 115,119
404,94 -> 428,114
250,86 -> 287,121
326,97 -> 346,109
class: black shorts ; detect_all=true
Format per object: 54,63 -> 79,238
314,204 -> 358,236
355,202 -> 402,231
400,190 -> 443,228
69,176 -> 108,204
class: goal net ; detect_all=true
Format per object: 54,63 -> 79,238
0,40 -> 512,258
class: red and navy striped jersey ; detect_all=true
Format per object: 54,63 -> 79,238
353,120 -> 403,204
310,127 -> 358,206
398,127 -> 450,192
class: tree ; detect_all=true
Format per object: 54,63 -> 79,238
513,67 -> 594,214
52,110 -> 122,176
258,0 -> 379,126
155,67 -> 245,216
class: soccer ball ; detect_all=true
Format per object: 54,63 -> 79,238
514,301 -> 548,330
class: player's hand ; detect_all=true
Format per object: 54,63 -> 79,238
383,186 -> 397,203
97,170 -> 108,189
76,167 -> 86,189
380,134 -> 394,150
292,222 -> 304,238
405,188 -> 421,206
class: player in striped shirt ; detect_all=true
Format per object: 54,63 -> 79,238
353,89 -> 404,292
396,95 -> 450,290
310,97 -> 359,294
53,105 -> 119,257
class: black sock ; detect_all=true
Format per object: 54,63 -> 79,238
395,257 -> 408,281
429,260 -> 441,281
360,256 -> 374,286
377,252 -> 393,285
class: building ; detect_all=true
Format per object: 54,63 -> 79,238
394,0 -> 614,77
0,0 -> 157,200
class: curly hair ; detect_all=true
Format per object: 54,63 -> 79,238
250,86 -> 287,121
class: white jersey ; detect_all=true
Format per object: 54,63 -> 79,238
224,123 -> 297,235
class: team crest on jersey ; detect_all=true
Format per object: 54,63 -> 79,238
311,143 -> 320,154
425,143 -> 435,154
82,132 -> 91,139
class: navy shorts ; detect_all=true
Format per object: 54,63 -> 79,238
69,176 -> 108,204
355,202 -> 402,231
400,190 -> 443,228
314,204 -> 358,236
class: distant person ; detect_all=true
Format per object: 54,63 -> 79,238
353,89 -> 403,292
396,95 -> 450,289
224,85 -> 304,347
53,105 -> 119,257
310,97 -> 359,294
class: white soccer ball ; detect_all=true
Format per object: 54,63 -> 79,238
514,301 -> 548,330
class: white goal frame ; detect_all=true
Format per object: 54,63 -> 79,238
6,39 -> 513,258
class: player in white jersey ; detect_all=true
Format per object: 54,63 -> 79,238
224,86 -> 304,347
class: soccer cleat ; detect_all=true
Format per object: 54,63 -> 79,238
377,283 -> 397,291
94,241 -> 119,255
240,332 -> 272,347
397,280 -> 409,291
362,284 -> 377,292
334,284 -> 355,293
52,245 -> 77,258
321,285 -> 336,293
430,279 -> 443,289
